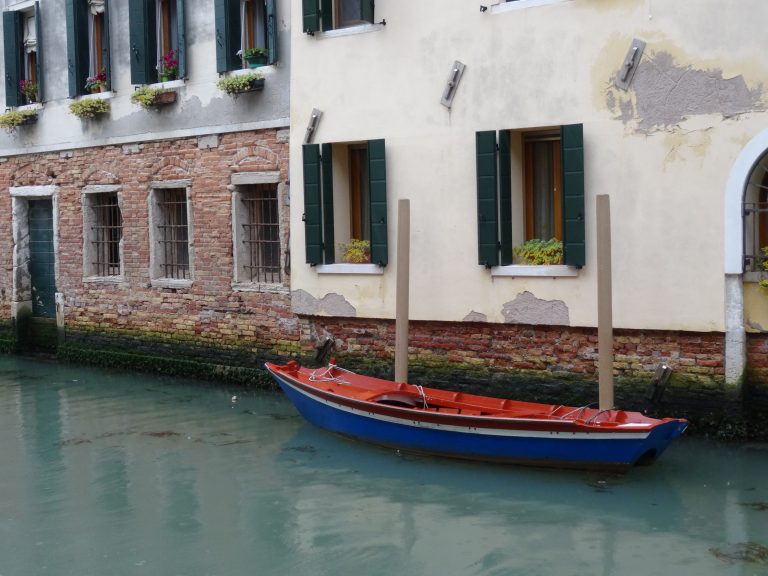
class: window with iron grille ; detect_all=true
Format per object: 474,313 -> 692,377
83,189 -> 123,279
743,152 -> 768,273
154,187 -> 190,280
237,183 -> 281,284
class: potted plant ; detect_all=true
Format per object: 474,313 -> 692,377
69,97 -> 110,119
513,238 -> 563,265
84,70 -> 107,93
759,247 -> 768,290
159,49 -> 179,82
130,86 -> 177,109
0,109 -> 38,133
242,47 -> 269,68
19,80 -> 38,103
216,72 -> 264,96
340,239 -> 371,263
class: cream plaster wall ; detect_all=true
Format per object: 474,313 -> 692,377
289,0 -> 768,331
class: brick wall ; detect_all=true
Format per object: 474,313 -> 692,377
747,333 -> 768,387
0,129 -> 299,358
300,317 -> 727,385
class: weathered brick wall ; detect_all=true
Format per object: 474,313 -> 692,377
301,317 -> 726,385
0,129 -> 299,359
747,333 -> 768,387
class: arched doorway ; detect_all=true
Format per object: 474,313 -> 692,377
724,128 -> 768,385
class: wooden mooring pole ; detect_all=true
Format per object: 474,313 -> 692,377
395,199 -> 410,384
596,194 -> 614,411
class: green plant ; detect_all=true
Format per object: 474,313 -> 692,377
159,49 -> 178,79
19,79 -> 38,102
242,47 -> 268,60
0,109 -> 37,133
513,238 -> 563,265
340,239 -> 371,263
84,70 -> 107,92
69,97 -> 110,119
130,86 -> 162,109
216,72 -> 263,96
759,247 -> 768,291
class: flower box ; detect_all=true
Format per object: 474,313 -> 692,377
155,90 -> 177,105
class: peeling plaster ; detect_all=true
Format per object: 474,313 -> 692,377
605,51 -> 764,132
463,311 -> 487,322
292,289 -> 357,317
502,291 -> 570,326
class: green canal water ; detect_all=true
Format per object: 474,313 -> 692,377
1,355 -> 768,576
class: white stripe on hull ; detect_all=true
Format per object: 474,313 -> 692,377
277,375 -> 651,441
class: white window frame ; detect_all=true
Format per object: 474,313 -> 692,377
81,184 -> 124,284
148,179 -> 194,289
231,171 -> 288,293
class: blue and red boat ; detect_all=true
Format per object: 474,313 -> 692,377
265,360 -> 688,471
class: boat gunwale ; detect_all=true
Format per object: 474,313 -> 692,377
265,363 -> 670,434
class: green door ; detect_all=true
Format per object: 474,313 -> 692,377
28,200 -> 56,318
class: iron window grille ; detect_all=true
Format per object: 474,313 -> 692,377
242,184 -> 281,284
90,192 -> 122,276
156,188 -> 190,280
744,158 -> 768,273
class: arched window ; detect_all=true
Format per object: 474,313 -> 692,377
743,152 -> 768,272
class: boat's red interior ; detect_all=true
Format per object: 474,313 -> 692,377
270,361 -> 667,428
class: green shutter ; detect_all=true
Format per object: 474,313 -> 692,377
266,0 -> 278,64
368,139 -> 388,267
65,0 -> 84,97
321,144 -> 335,264
361,0 -> 374,23
320,0 -> 333,32
214,0 -> 240,73
303,144 -> 323,265
498,129 -> 513,266
302,0 -> 320,34
476,131 -> 499,267
3,10 -> 22,107
561,123 -> 585,267
176,0 -> 186,78
128,0 -> 156,84
34,2 -> 44,102
103,0 -> 112,91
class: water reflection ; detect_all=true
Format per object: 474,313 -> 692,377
0,355 -> 766,576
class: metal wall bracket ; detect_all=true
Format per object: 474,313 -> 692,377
614,39 -> 645,91
440,61 -> 466,109
303,108 -> 322,144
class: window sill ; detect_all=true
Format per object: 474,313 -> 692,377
18,102 -> 42,112
232,282 -> 289,294
490,0 -> 572,14
147,78 -> 185,90
230,66 -> 276,77
744,272 -> 763,283
318,23 -> 385,39
76,90 -> 115,101
315,263 -> 384,275
82,275 -> 125,284
151,278 -> 193,289
491,265 -> 580,278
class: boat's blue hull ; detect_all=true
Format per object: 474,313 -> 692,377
270,370 -> 688,470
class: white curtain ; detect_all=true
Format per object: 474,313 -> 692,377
88,0 -> 105,76
156,0 -> 164,70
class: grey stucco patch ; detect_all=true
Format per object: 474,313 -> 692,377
502,291 -> 570,326
198,134 -> 219,149
608,51 -> 763,132
463,311 -> 487,322
292,289 -> 357,317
